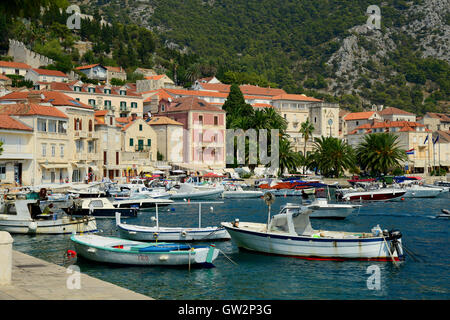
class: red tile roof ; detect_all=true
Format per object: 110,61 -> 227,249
344,111 -> 378,121
160,96 -> 225,113
0,61 -> 32,69
147,116 -> 183,126
0,90 -> 92,110
198,83 -> 287,97
144,75 -> 167,81
0,103 -> 68,118
348,120 -> 427,135
41,91 -> 92,109
271,93 -> 322,102
31,68 -> 68,77
0,114 -> 33,131
379,107 -> 415,116
75,64 -> 101,70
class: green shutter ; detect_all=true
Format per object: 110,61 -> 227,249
147,139 -> 151,146
129,138 -> 133,146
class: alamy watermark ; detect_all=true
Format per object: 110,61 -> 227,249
366,265 -> 381,290
366,5 -> 381,30
66,265 -> 81,290
66,4 -> 81,30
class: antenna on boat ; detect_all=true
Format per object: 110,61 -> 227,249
264,192 -> 276,232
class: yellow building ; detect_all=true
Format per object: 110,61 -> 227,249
118,116 -> 158,175
0,103 -> 70,185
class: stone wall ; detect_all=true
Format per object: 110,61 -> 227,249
7,39 -> 54,69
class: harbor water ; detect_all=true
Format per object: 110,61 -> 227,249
10,195 -> 450,300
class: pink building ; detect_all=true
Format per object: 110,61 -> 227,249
156,96 -> 226,170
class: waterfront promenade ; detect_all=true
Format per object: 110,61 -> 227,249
0,250 -> 152,300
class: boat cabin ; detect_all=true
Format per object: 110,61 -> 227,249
0,199 -> 52,221
268,203 -> 314,236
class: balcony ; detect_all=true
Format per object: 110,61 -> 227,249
121,151 -> 152,162
135,145 -> 152,152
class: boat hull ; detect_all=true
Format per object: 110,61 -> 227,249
117,224 -> 231,241
222,191 -> 264,199
342,190 -> 405,201
403,188 -> 444,198
0,216 -> 97,234
71,235 -> 219,266
169,190 -> 223,200
222,223 -> 403,261
65,208 -> 137,218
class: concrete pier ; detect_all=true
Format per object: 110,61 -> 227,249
0,250 -> 152,300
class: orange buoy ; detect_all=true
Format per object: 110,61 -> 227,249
401,197 -> 405,201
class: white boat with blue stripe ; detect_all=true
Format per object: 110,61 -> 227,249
221,203 -> 404,262
71,234 -> 219,267
115,202 -> 230,241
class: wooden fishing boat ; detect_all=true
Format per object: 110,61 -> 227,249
71,234 -> 219,267
0,199 -> 97,234
221,204 -> 404,261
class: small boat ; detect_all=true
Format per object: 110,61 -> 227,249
221,204 -> 404,261
402,184 -> 445,198
168,183 -> 223,200
70,234 -> 219,267
113,197 -> 173,209
304,198 -> 361,219
0,199 -> 97,234
437,209 -> 450,218
46,193 -> 70,202
67,187 -> 106,198
116,202 -> 230,241
222,185 -> 264,199
338,187 -> 406,202
62,198 -> 137,218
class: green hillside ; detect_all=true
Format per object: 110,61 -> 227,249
1,0 -> 449,115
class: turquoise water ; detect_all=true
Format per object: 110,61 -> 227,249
11,194 -> 450,300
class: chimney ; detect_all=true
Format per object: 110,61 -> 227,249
28,92 -> 42,104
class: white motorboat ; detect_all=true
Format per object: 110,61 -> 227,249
221,204 -> 404,262
128,185 -> 171,199
0,199 -> 97,234
71,234 -> 219,267
304,198 -> 361,219
400,184 -> 446,198
222,185 -> 263,199
62,198 -> 138,218
168,183 -> 223,200
337,186 -> 406,202
67,184 -> 106,198
116,202 -> 230,241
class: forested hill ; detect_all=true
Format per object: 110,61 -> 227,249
76,0 -> 450,115
2,0 -> 448,115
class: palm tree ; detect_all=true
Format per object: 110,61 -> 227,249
311,136 -> 356,178
276,138 -> 302,176
356,133 -> 407,175
299,119 -> 315,173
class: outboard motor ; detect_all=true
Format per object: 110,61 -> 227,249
388,229 -> 403,260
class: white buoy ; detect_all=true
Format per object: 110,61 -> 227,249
210,206 -> 214,212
